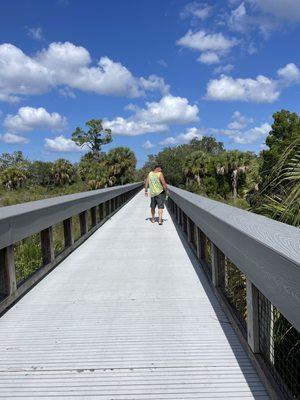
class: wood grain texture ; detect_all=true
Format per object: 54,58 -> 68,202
0,191 -> 269,399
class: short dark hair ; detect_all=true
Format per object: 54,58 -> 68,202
154,164 -> 162,169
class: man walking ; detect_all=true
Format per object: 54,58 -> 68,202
145,165 -> 168,225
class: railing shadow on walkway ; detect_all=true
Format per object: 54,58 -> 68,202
168,209 -> 270,400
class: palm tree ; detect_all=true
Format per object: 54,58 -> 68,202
106,147 -> 136,185
183,151 -> 208,187
0,166 -> 28,190
51,159 -> 75,186
256,138 -> 300,226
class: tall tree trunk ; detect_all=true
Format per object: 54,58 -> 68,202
232,169 -> 238,199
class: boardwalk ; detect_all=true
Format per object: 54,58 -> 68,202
0,191 -> 269,399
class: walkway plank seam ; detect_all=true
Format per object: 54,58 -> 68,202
0,191 -> 269,399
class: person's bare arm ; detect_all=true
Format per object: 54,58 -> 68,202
144,175 -> 149,196
159,173 -> 168,192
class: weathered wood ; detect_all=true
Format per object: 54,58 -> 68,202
63,218 -> 74,247
0,245 -> 16,297
40,227 -> 55,265
200,230 -> 208,261
195,226 -> 202,259
211,244 -> 225,287
187,217 -> 192,243
79,211 -> 88,236
91,207 -> 97,227
246,279 -> 260,353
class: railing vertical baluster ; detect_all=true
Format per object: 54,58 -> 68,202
187,217 -> 192,243
41,227 -> 55,265
195,227 -> 202,259
91,207 -> 97,227
211,244 -> 225,287
0,245 -> 17,296
79,211 -> 88,236
63,218 -> 74,248
246,279 -> 260,353
200,230 -> 208,261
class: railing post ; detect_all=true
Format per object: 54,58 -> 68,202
0,245 -> 17,296
108,199 -> 112,215
41,227 -> 55,265
200,230 -> 208,261
63,218 -> 74,247
91,207 -> 97,227
79,211 -> 88,236
187,217 -> 192,243
195,227 -> 201,259
211,244 -> 224,287
246,279 -> 260,353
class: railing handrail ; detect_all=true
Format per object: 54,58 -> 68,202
0,182 -> 142,249
169,185 -> 300,332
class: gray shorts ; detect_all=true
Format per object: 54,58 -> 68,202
150,192 -> 166,209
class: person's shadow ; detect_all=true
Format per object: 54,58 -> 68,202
145,217 -> 168,223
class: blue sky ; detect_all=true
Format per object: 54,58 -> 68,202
0,0 -> 300,167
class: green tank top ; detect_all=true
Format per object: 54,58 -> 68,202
148,171 -> 164,197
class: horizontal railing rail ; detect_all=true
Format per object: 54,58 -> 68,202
168,185 -> 300,400
0,183 -> 142,314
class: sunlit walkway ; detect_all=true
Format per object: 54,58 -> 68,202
0,191 -> 269,399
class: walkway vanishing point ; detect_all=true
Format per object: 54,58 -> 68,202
0,184 -> 299,399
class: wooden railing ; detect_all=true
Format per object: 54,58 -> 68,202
0,183 -> 142,315
168,185 -> 300,400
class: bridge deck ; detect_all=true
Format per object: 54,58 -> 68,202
0,191 -> 269,399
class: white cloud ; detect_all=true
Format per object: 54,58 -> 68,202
0,42 -> 168,103
160,127 -> 203,146
4,107 -> 67,133
277,63 -> 300,83
177,29 -> 238,64
228,2 -> 248,32
0,132 -> 29,144
104,117 -> 167,136
142,140 -> 155,149
157,59 -> 168,67
45,135 -> 85,152
206,74 -> 279,102
58,87 -> 76,98
214,64 -> 234,74
104,95 -> 199,136
198,52 -> 220,64
248,0 -> 300,22
228,111 -> 253,129
180,2 -> 212,20
206,63 -> 300,102
136,94 -> 199,125
223,123 -> 271,144
26,26 -> 43,41
177,29 -> 237,52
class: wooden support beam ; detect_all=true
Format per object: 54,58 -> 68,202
63,218 -> 74,248
211,244 -> 225,287
246,279 -> 260,353
79,211 -> 88,236
195,227 -> 201,259
0,245 -> 17,296
91,207 -> 97,227
200,230 -> 208,261
187,217 -> 192,243
41,227 -> 55,265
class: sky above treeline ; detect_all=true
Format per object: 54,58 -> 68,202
0,0 -> 300,166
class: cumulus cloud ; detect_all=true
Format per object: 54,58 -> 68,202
222,123 -> 271,144
45,135 -> 85,152
177,29 -> 238,64
213,64 -> 234,74
198,52 -> 220,64
104,118 -> 167,136
0,42 -> 169,102
277,63 -> 300,83
206,63 -> 300,102
227,111 -> 253,130
0,132 -> 29,144
142,140 -> 155,149
4,107 -> 67,133
104,95 -> 199,136
160,127 -> 203,146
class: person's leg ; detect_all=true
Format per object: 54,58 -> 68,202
150,197 -> 156,223
157,193 -> 165,224
158,207 -> 163,224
